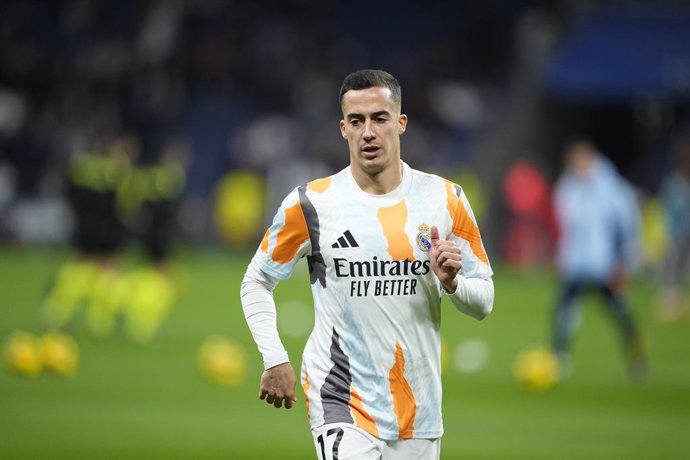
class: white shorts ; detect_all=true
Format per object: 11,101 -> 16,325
312,423 -> 441,460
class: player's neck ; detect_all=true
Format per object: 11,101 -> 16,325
352,160 -> 403,195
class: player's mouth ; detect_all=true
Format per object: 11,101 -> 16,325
361,145 -> 381,159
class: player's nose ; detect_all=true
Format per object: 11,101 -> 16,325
363,120 -> 375,140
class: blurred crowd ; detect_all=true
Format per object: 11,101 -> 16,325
0,0 -> 535,245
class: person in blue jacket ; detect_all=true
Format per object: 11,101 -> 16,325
552,139 -> 646,380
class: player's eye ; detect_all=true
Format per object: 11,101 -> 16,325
350,119 -> 361,126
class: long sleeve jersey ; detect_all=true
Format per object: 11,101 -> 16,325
241,162 -> 493,440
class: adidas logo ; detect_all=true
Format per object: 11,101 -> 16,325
331,230 -> 359,249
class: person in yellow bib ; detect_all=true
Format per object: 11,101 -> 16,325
240,69 -> 494,460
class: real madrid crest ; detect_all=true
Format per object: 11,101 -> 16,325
416,224 -> 431,252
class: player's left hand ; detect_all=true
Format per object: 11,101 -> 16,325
430,225 -> 462,293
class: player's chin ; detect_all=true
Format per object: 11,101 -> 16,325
359,157 -> 387,174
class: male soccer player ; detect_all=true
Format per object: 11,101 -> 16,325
552,140 -> 646,380
240,69 -> 494,459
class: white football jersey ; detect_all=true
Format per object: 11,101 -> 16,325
248,161 -> 492,440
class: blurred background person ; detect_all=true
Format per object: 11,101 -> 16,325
116,139 -> 188,344
655,132 -> 690,322
501,158 -> 557,271
551,139 -> 646,381
42,134 -> 136,338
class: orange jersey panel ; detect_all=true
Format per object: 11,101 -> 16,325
389,342 -> 416,439
350,386 -> 380,438
446,181 -> 489,264
303,372 -> 311,419
272,202 -> 309,264
377,201 -> 414,261
308,177 -> 333,193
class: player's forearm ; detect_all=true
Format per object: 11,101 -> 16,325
240,266 -> 290,369
446,276 -> 494,320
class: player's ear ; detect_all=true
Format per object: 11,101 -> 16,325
398,114 -> 408,135
339,119 -> 347,138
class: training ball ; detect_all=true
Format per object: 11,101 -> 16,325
513,346 -> 559,392
197,336 -> 247,386
3,330 -> 43,377
41,331 -> 79,376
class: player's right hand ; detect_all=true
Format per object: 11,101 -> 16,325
259,362 -> 297,409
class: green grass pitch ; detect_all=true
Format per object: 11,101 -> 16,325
1,246 -> 689,459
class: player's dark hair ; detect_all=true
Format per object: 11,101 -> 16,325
339,69 -> 401,108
